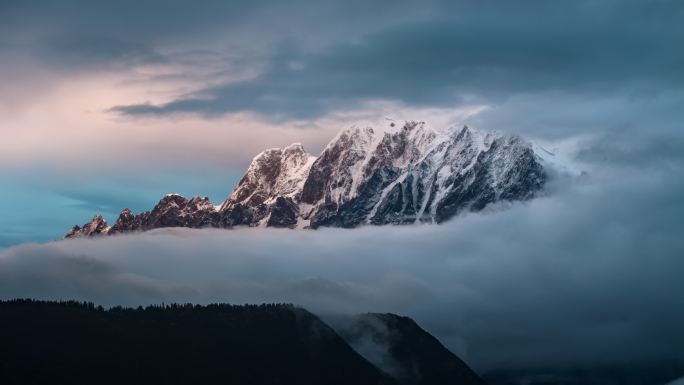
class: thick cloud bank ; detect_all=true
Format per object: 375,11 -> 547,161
1,164 -> 683,371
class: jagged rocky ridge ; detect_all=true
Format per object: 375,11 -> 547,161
66,121 -> 545,237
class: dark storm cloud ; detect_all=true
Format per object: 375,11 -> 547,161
0,0 -> 425,72
109,0 -> 684,118
2,154 -> 683,371
3,0 -> 681,119
0,0 -> 435,111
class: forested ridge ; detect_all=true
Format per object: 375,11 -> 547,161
0,299 -> 394,385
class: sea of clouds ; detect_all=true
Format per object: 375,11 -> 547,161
2,159 -> 682,372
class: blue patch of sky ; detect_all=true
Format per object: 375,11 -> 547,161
0,168 -> 242,248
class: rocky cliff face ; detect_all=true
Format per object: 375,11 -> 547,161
71,195 -> 220,238
299,122 -> 544,228
217,143 -> 315,228
65,121 -> 546,238
65,215 -> 109,238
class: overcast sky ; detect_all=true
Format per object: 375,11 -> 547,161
1,1 -> 683,378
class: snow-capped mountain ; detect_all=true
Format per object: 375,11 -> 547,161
65,121 -> 545,238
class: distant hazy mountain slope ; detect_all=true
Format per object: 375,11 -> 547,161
336,313 -> 487,385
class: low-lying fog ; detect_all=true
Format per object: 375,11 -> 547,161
2,159 -> 683,372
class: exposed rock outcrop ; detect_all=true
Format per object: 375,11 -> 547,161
65,121 -> 546,238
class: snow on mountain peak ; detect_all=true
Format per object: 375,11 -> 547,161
66,120 -> 546,237
220,142 -> 315,216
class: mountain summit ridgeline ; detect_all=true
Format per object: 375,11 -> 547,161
66,121 -> 545,237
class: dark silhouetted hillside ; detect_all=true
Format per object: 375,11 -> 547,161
0,299 -> 395,385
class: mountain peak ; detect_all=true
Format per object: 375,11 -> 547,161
283,142 -> 307,153
66,214 -> 110,238
218,142 -> 315,227
65,120 -> 546,237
